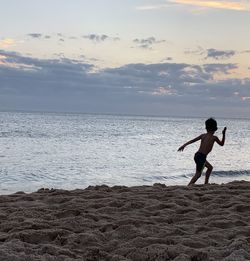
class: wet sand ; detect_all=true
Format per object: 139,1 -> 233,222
0,181 -> 250,260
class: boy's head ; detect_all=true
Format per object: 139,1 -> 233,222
205,118 -> 218,132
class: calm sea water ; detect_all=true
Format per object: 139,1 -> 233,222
0,111 -> 249,194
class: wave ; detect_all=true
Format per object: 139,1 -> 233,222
0,131 -> 48,138
145,170 -> 250,182
179,170 -> 250,179
210,170 -> 250,177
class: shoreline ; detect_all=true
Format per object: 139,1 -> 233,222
0,181 -> 250,260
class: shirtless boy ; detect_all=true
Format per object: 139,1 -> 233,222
178,118 -> 227,185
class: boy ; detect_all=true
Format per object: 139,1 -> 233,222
178,118 -> 226,185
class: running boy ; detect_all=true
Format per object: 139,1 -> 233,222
178,118 -> 226,185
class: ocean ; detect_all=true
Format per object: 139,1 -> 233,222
0,111 -> 249,194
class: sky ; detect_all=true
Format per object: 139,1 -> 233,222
0,0 -> 250,118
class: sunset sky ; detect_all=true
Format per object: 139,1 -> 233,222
1,0 -> 250,118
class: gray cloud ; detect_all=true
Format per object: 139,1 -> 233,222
27,33 -> 52,40
83,34 -> 120,43
27,33 -> 121,42
185,47 -> 237,61
133,37 -> 165,49
0,50 -> 249,117
203,63 -> 238,74
206,48 -> 236,60
28,33 -> 43,39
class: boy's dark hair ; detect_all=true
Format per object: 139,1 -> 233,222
205,118 -> 218,132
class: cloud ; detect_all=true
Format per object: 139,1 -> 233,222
28,33 -> 43,39
27,33 -> 75,43
169,0 -> 250,11
151,86 -> 177,96
0,38 -> 15,48
27,33 -> 53,40
85,34 -> 108,42
0,50 -> 93,80
0,50 -> 249,117
206,48 -> 236,60
242,96 -> 250,100
83,34 -> 120,43
185,47 -> 237,60
133,37 -> 166,49
137,0 -> 250,12
203,63 -> 237,74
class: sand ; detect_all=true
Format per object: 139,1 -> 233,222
0,181 -> 250,261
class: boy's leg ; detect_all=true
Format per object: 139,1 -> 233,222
188,167 -> 202,186
204,160 -> 213,184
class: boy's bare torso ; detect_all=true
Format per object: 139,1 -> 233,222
198,133 -> 216,155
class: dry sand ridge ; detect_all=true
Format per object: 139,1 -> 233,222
0,181 -> 250,260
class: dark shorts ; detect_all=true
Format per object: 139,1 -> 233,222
194,152 -> 207,172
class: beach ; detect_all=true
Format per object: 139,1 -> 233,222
0,181 -> 250,260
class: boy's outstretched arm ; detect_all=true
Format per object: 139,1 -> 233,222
215,127 -> 227,146
178,135 -> 203,151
